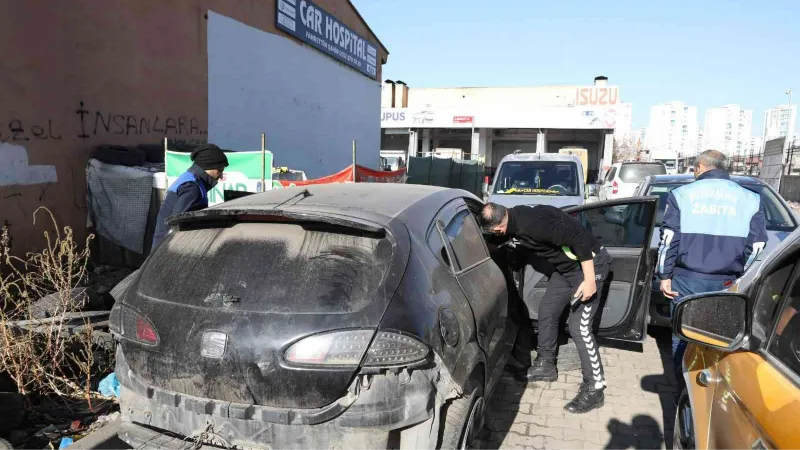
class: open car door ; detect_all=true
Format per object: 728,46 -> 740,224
517,197 -> 659,342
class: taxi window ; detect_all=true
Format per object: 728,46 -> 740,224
752,261 -> 796,342
768,268 -> 800,377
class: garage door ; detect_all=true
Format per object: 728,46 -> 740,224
491,140 -> 536,169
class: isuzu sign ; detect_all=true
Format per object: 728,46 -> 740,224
574,86 -> 619,106
276,0 -> 379,79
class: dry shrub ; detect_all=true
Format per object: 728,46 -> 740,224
0,208 -> 113,401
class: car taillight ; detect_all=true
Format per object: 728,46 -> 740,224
136,317 -> 158,344
115,305 -> 160,346
285,330 -> 428,368
612,180 -> 619,195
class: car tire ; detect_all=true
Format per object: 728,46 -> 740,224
439,385 -> 484,449
673,389 -> 694,450
92,145 -> 146,167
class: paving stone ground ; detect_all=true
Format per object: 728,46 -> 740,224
478,328 -> 677,450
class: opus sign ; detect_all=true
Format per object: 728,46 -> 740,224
276,0 -> 378,79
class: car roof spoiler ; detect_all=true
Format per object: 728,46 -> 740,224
166,208 -> 386,236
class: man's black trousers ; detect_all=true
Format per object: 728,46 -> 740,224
537,250 -> 612,389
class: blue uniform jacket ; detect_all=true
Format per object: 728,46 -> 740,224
658,169 -> 768,281
152,164 -> 215,250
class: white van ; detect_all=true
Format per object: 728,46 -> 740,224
488,153 -> 586,208
599,161 -> 667,200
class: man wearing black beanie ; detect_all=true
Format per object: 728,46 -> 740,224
152,144 -> 229,250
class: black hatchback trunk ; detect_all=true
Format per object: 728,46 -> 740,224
114,218 -> 407,410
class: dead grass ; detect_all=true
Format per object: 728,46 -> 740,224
0,208 -> 113,403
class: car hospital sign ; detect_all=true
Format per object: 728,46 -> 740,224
275,0 -> 378,79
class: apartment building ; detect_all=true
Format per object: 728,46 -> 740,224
763,105 -> 798,141
702,105 -> 753,156
646,101 -> 699,160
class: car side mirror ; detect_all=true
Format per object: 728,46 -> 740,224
672,292 -> 748,351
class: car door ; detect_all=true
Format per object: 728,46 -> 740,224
436,200 -> 513,386
693,248 -> 800,450
517,197 -> 659,342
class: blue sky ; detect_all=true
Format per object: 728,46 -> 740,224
353,0 -> 800,135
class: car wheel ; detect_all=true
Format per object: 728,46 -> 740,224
673,389 -> 695,450
439,386 -> 484,449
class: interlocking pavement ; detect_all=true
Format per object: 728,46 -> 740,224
478,329 -> 677,450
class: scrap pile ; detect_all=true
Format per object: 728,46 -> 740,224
0,211 -> 131,449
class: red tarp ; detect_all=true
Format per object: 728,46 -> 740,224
277,165 -> 406,187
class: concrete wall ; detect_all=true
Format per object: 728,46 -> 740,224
0,0 -> 387,254
207,12 -> 381,177
780,175 -> 800,203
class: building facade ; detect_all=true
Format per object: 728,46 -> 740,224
702,105 -> 753,156
646,101 -> 699,161
1,0 -> 388,253
763,105 -> 798,141
380,77 -> 623,184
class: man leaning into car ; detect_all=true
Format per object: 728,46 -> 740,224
658,149 -> 767,398
479,202 -> 612,414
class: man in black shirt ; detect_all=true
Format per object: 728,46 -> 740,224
479,202 -> 612,414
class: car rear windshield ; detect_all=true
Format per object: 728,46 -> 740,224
619,164 -> 667,183
139,222 -> 393,313
493,161 -> 580,196
647,183 -> 797,232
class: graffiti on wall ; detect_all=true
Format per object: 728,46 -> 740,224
0,119 -> 62,142
1,101 -> 206,145
0,143 -> 58,186
75,101 -> 207,139
0,101 -> 208,187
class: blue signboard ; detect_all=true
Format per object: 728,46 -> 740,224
275,0 -> 378,79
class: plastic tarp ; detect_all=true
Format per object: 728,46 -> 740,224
86,159 -> 163,254
406,156 -> 483,196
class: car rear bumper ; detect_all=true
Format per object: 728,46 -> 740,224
116,349 -> 436,449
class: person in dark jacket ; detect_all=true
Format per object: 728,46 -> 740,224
152,144 -> 229,249
479,203 -> 613,414
658,149 -> 767,396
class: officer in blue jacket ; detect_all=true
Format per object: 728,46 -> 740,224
658,149 -> 767,394
152,144 -> 229,250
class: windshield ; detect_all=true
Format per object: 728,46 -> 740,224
619,164 -> 667,183
493,161 -> 580,196
647,183 -> 797,232
656,159 -> 677,170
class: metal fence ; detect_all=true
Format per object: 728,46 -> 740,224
727,152 -> 763,176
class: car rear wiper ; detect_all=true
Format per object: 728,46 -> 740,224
272,188 -> 312,210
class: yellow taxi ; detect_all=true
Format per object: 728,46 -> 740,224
671,233 -> 800,449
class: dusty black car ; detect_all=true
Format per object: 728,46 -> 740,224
110,184 -> 660,449
111,184 -> 518,449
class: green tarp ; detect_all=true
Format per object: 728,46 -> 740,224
406,156 -> 484,196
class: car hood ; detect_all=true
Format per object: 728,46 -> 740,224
488,194 -> 584,209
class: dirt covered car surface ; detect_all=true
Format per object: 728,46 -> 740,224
110,184 -> 517,449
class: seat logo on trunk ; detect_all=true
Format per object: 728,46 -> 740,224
201,331 -> 228,359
